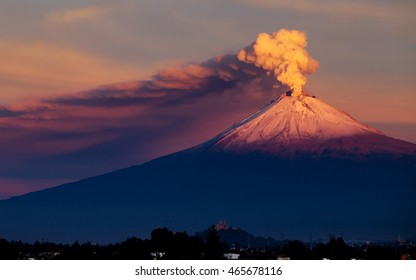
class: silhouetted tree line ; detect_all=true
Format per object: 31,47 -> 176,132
0,226 -> 223,260
1,229 -> 415,260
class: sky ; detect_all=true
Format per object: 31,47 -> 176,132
0,0 -> 415,198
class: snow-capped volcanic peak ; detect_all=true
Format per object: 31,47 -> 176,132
199,93 -> 415,158
215,93 -> 381,143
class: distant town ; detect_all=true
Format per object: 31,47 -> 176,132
1,222 -> 414,260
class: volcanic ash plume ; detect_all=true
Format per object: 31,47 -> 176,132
238,29 -> 319,96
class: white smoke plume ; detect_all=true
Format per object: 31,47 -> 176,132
238,29 -> 319,96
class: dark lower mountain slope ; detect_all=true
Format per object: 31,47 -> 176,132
0,150 -> 414,244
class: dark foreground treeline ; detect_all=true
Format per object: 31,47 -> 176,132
1,227 -> 415,260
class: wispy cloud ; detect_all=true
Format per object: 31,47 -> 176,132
43,54 -> 275,108
44,6 -> 111,24
0,40 -> 152,104
0,51 -> 276,192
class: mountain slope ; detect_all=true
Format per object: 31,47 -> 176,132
0,93 -> 415,244
197,94 -> 415,159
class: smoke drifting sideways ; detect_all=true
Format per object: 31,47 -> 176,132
238,29 -> 319,97
0,52 -> 278,197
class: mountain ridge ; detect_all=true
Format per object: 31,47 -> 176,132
193,93 -> 415,160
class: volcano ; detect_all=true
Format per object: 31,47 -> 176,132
0,93 -> 415,243
196,93 -> 415,159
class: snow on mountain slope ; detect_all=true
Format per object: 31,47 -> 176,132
197,93 -> 416,158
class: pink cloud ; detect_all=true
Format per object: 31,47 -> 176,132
154,64 -> 215,89
0,52 -> 279,198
